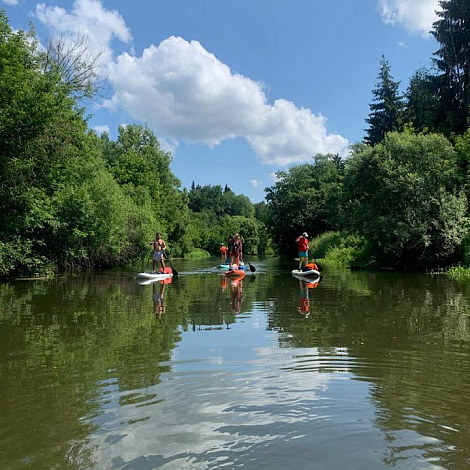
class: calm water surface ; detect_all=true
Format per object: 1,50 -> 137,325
1,258 -> 470,469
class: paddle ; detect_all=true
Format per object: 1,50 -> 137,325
243,257 -> 256,273
313,260 -> 323,272
164,251 -> 178,277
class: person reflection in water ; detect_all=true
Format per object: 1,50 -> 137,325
153,281 -> 166,318
220,275 -> 228,291
230,278 -> 243,313
298,280 -> 310,317
297,278 -> 320,317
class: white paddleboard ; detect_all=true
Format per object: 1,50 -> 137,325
291,269 -> 320,277
136,272 -> 173,281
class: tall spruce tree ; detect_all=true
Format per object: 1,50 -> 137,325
405,68 -> 441,132
365,56 -> 404,145
432,0 -> 470,135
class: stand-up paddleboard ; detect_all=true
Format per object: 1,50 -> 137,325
217,263 -> 248,270
292,263 -> 321,278
291,268 -> 320,277
136,267 -> 173,281
137,275 -> 173,286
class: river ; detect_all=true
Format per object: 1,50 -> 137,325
1,257 -> 470,469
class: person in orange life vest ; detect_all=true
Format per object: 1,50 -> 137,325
150,232 -> 166,272
295,232 -> 309,270
220,243 -> 228,262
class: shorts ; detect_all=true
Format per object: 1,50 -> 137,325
153,251 -> 164,261
299,251 -> 308,258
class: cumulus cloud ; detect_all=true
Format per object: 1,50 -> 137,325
378,0 -> 441,36
109,37 -> 349,166
250,179 -> 262,188
92,125 -> 110,135
36,0 -> 132,64
36,0 -> 348,166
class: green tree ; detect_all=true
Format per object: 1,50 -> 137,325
405,68 -> 441,132
265,154 -> 344,252
365,56 -> 404,145
432,0 -> 470,135
102,124 -> 187,251
344,131 -> 467,268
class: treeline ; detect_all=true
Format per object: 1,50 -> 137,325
186,183 -> 270,256
0,12 -> 267,277
266,0 -> 470,270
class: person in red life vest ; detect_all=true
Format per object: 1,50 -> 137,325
295,232 -> 309,270
220,243 -> 228,263
150,232 -> 166,272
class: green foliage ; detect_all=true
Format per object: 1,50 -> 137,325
310,231 -> 345,258
404,68 -> 441,133
447,265 -> 470,278
265,154 -> 344,251
310,231 -> 371,267
186,183 -> 268,256
431,0 -> 470,135
344,131 -> 467,268
184,248 -> 211,259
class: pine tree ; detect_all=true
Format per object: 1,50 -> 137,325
365,56 -> 404,145
432,0 -> 470,134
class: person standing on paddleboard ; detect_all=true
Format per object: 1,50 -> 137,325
295,232 -> 309,271
231,234 -> 242,267
150,233 -> 166,272
220,243 -> 228,263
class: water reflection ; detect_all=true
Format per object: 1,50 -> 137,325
295,276 -> 321,317
1,260 -> 470,469
229,276 -> 244,313
152,278 -> 171,318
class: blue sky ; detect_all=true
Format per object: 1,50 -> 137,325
2,0 -> 441,202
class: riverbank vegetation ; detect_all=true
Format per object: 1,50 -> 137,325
266,0 -> 470,272
0,12 -> 268,277
1,0 -> 470,277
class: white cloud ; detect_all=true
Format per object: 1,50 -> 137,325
36,1 -> 349,166
378,0 -> 441,36
250,179 -> 262,188
2,0 -> 19,5
109,36 -> 349,166
36,0 -> 132,64
92,125 -> 109,135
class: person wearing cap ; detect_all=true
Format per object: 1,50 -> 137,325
295,232 -> 309,271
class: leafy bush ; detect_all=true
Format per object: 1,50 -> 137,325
310,231 -> 372,267
184,248 -> 211,259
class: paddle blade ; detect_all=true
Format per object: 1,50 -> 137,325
249,263 -> 256,273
